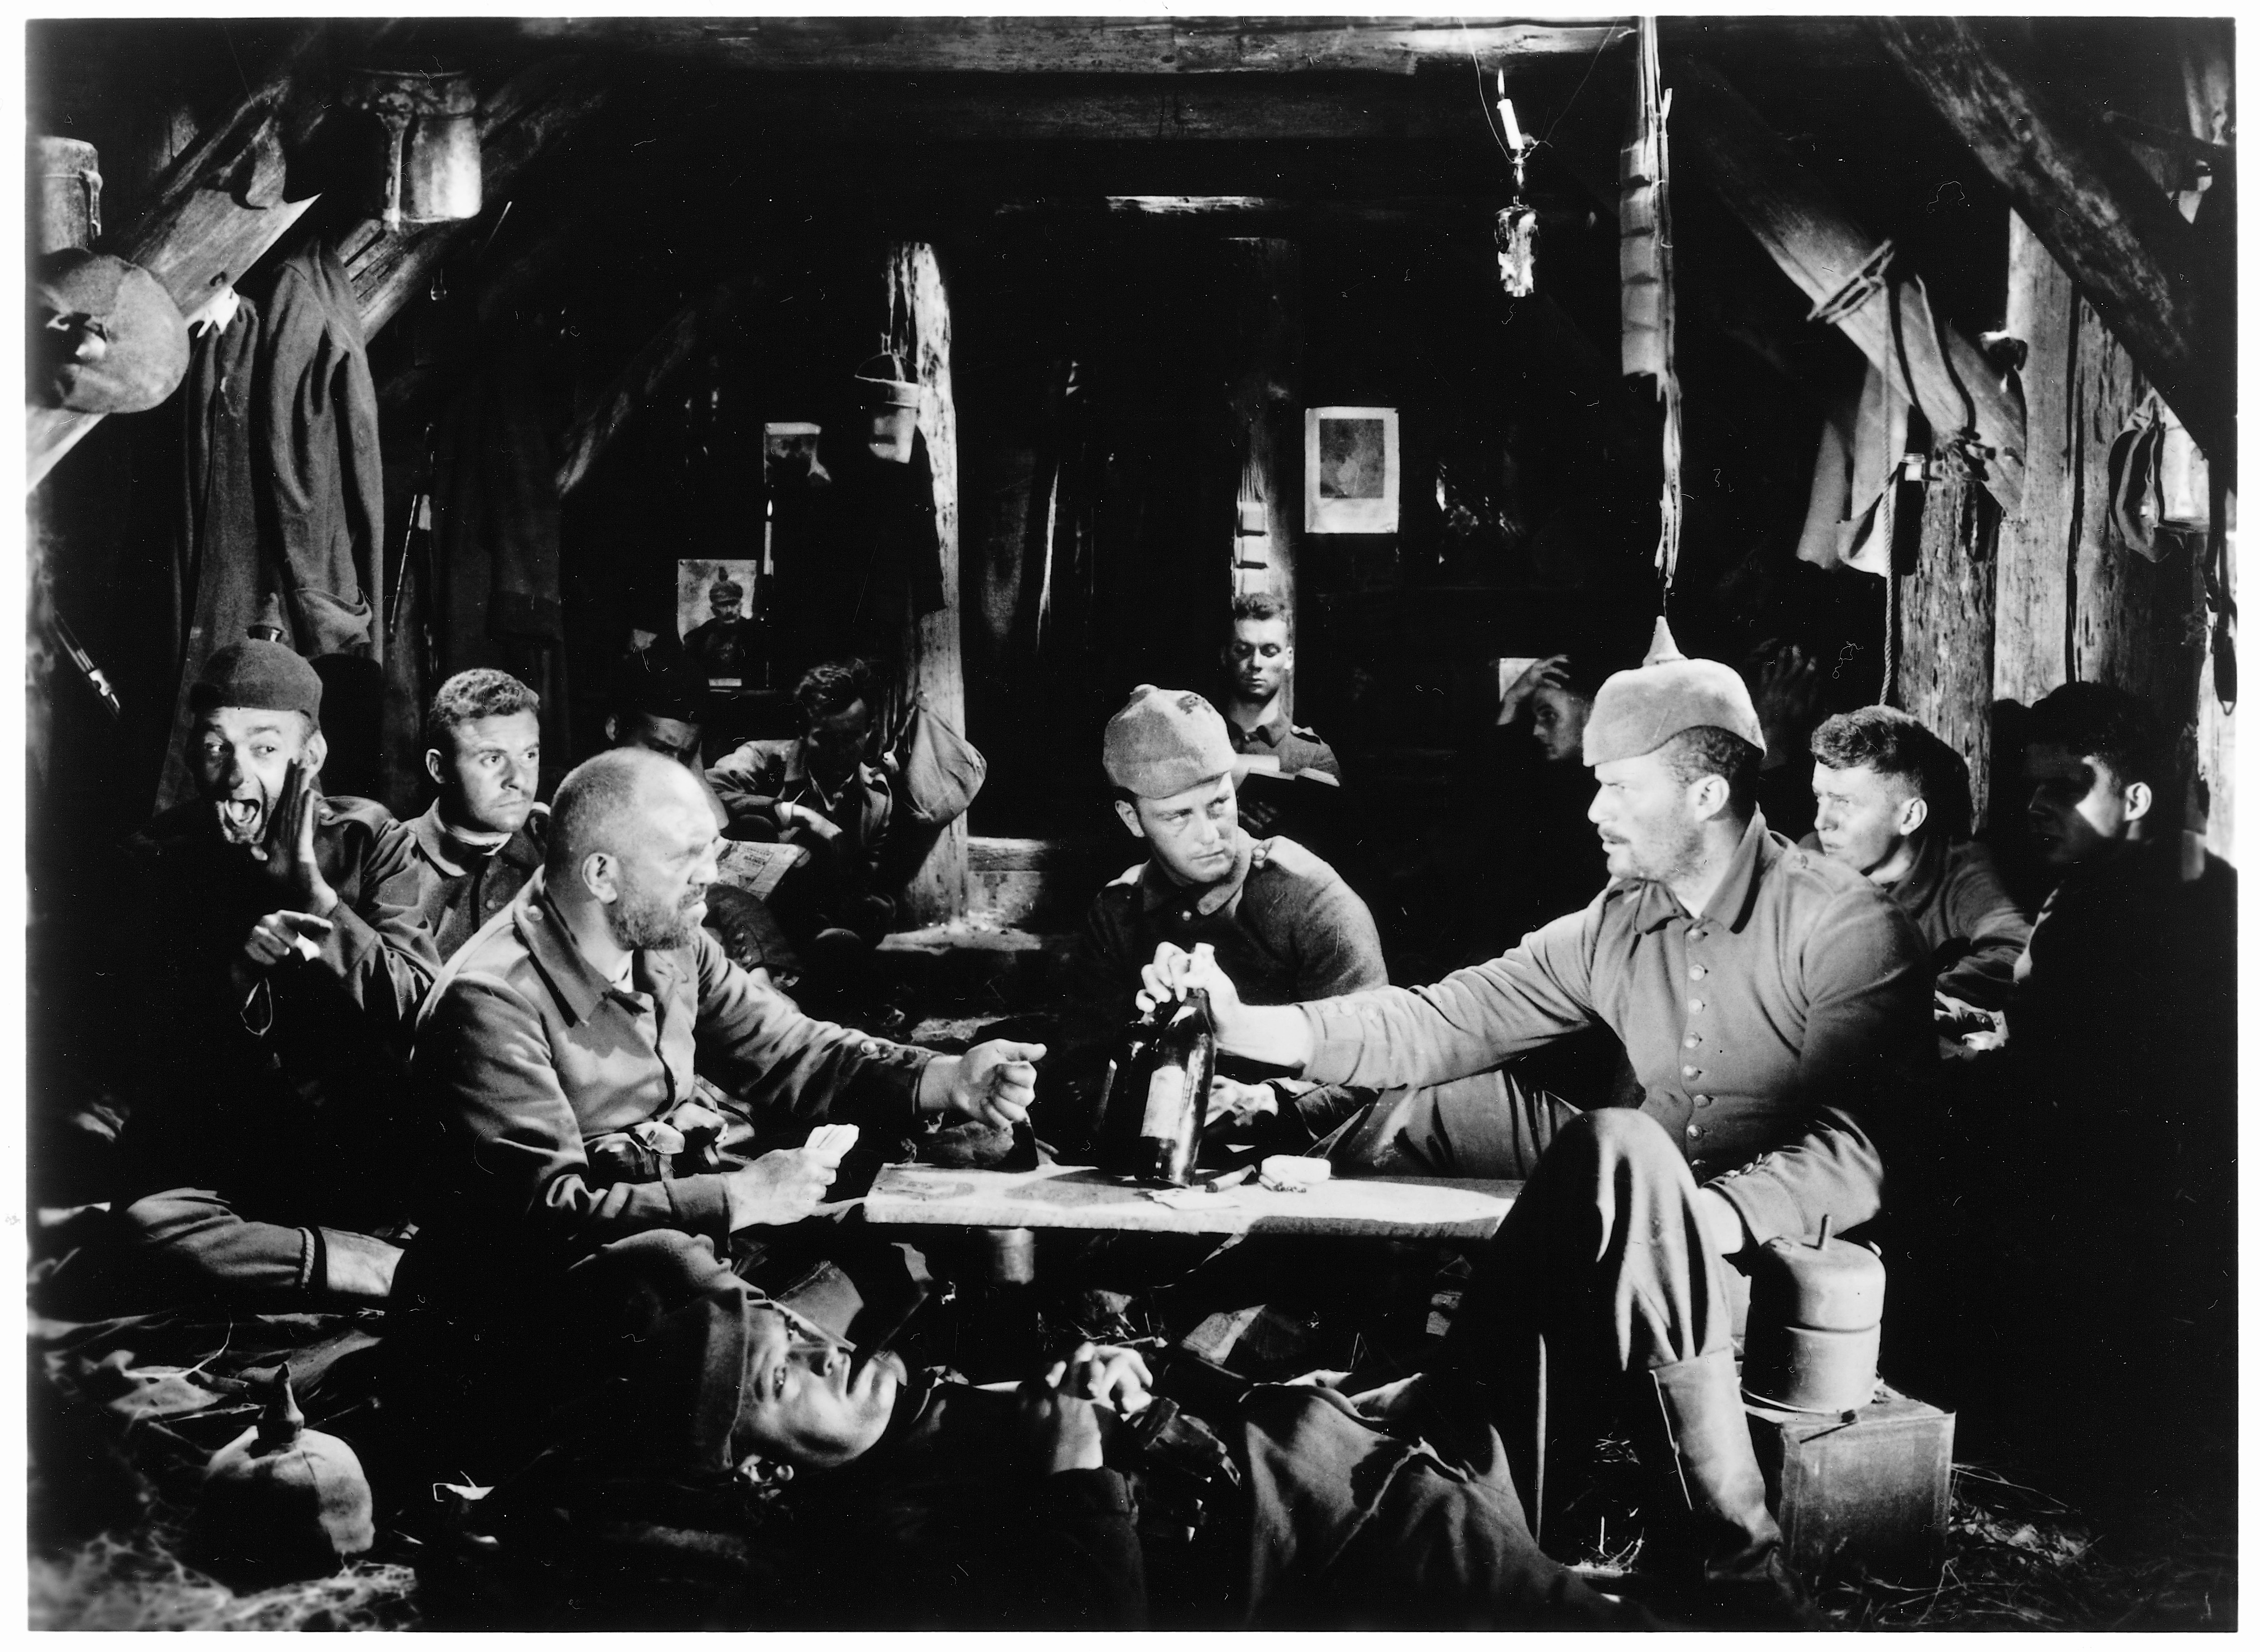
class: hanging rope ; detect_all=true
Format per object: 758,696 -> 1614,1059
1619,18 -> 1681,590
1881,553 -> 1900,708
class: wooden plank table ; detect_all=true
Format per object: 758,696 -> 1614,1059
863,1162 -> 1520,1243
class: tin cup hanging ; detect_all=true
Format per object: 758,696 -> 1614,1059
852,353 -> 922,464
340,68 -> 482,231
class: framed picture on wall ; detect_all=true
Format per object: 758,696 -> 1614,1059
1304,406 -> 1400,533
677,558 -> 765,687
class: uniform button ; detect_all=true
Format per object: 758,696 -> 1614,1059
1693,1094 -> 1714,1107
1682,1065 -> 1700,1078
1689,999 -> 1706,1013
1687,1123 -> 1705,1138
1182,910 -> 1195,922
1689,964 -> 1707,980
1683,1033 -> 1701,1049
1690,1156 -> 1707,1169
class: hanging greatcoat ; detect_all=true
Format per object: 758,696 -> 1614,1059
158,242 -> 384,810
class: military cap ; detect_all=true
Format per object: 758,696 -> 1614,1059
1582,618 -> 1765,766
709,577 -> 745,603
190,640 -> 324,722
1103,685 -> 1237,798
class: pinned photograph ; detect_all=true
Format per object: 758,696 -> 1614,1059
677,558 -> 764,686
1304,406 -> 1400,533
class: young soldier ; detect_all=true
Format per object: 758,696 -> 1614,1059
402,668 -> 547,961
1054,685 -> 1386,1155
1807,705 -> 2032,1015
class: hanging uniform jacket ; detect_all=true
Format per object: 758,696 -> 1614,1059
158,242 -> 385,810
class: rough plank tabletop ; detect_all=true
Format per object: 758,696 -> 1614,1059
863,1161 -> 1520,1241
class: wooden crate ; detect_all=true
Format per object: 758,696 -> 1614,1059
1746,1384 -> 1954,1584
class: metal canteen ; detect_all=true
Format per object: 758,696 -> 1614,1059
340,68 -> 482,231
1742,1215 -> 1885,1414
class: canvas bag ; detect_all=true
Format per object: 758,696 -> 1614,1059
888,694 -> 986,826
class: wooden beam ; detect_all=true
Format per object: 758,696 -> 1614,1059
1870,18 -> 2228,473
339,58 -> 612,339
1992,213 -> 2078,709
512,16 -> 1625,75
1896,457 -> 2000,829
28,26 -> 326,490
554,280 -> 759,498
1672,59 -> 2028,511
511,16 -> 1877,76
886,243 -> 971,925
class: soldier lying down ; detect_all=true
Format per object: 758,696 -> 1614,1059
693,1306 -> 1659,1630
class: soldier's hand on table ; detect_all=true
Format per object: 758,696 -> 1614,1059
936,1040 -> 1045,1128
254,761 -> 339,917
724,1145 -> 842,1229
1045,1340 -> 1153,1415
1017,1381 -> 1108,1474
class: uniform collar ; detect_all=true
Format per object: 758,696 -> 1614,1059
1141,829 -> 1256,917
1632,810 -> 1772,934
1233,713 -> 1286,749
414,800 -> 546,879
786,740 -> 884,811
513,869 -> 685,1027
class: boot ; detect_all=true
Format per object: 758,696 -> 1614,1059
1641,1352 -> 1822,1628
319,1227 -> 404,1302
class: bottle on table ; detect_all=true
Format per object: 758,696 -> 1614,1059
1096,975 -> 1218,1187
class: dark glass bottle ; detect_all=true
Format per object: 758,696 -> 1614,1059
1126,993 -> 1217,1187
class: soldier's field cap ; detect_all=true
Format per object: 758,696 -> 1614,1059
190,640 -> 324,722
1103,685 -> 1237,798
1582,618 -> 1764,767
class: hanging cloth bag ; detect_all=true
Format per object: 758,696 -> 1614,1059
888,694 -> 986,827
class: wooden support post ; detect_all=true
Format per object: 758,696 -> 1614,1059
1870,18 -> 2229,474
555,280 -> 761,497
341,59 -> 611,339
1991,213 -> 2215,842
1220,237 -> 1303,715
885,242 -> 970,926
28,26 -> 326,490
1992,213 -> 2078,709
1897,459 -> 2000,827
1673,60 -> 2026,507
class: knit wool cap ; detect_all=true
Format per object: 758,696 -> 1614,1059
1582,618 -> 1765,766
190,640 -> 324,723
1103,685 -> 1237,798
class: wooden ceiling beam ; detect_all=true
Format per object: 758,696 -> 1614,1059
1673,59 -> 2029,506
511,16 -> 1627,76
1871,17 -> 2229,470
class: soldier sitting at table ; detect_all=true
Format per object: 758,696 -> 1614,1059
1136,620 -> 1933,1623
388,746 -> 1048,1495
1047,684 -> 1387,1159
